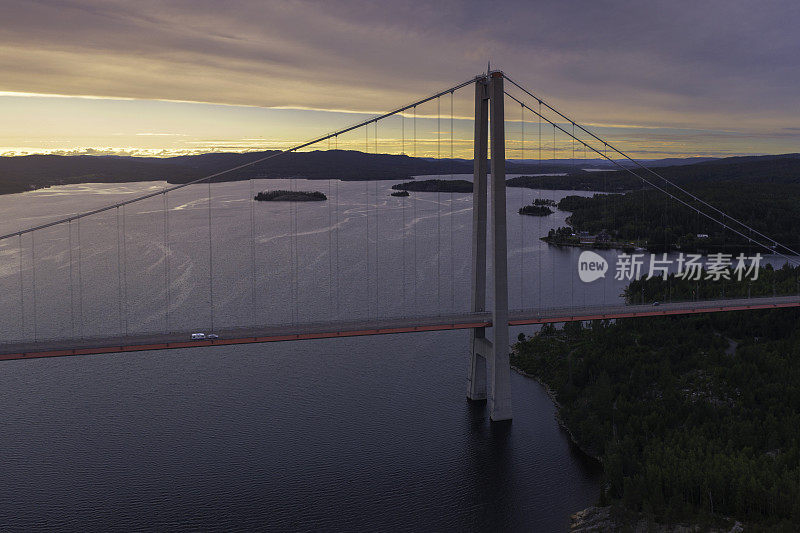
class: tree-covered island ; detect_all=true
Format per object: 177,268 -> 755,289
392,179 -> 473,193
254,190 -> 327,201
518,198 -> 556,216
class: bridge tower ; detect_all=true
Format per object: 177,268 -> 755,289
467,71 -> 512,422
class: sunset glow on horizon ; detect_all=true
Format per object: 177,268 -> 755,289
2,0 -> 798,159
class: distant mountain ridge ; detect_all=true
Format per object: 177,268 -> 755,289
579,153 -> 800,189
0,150 -> 568,195
0,151 -> 798,196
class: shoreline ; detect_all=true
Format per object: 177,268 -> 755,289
511,364 -> 602,463
540,236 -> 637,253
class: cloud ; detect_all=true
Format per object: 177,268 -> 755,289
0,0 -> 798,153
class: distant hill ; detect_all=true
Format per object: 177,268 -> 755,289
508,156 -> 719,168
509,153 -> 800,192
591,153 -> 800,187
1,151 -> 798,196
0,150 -> 551,196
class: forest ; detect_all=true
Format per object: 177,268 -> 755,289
391,179 -> 473,192
512,269 -> 800,530
624,264 -> 800,304
253,190 -> 327,201
555,182 -> 800,255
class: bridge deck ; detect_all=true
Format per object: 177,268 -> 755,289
1,295 -> 798,361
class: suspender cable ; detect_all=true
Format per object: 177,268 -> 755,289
583,131 -> 589,307
538,100 -> 542,310
77,216 -> 84,338
436,97 -> 445,313
208,179 -> 215,331
116,207 -> 123,335
571,122 -> 575,308
121,206 -> 128,336
374,121 -> 379,318
328,138 -> 334,319
287,177 -> 293,324
552,123 -> 556,303
335,135 -> 340,320
292,176 -> 298,325
664,177 -> 669,301
402,114 -> 407,312
31,231 -> 37,342
603,143 -> 608,307
365,124 -> 371,317
68,220 -> 75,338
18,234 -> 24,340
413,106 -> 418,311
250,176 -> 256,325
520,102 -> 525,309
450,91 -> 455,313
163,192 -> 170,332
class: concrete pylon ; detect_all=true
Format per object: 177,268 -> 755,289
488,72 -> 512,422
467,76 -> 489,402
467,72 -> 512,422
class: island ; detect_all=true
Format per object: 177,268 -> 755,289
518,199 -> 554,216
519,204 -> 553,216
254,190 -> 327,201
542,225 -> 635,251
392,179 -> 473,193
390,190 -> 410,197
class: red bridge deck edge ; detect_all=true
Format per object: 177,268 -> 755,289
1,301 -> 798,362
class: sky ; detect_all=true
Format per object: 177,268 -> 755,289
1,0 -> 798,159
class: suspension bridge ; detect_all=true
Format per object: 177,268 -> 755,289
1,70 -> 798,422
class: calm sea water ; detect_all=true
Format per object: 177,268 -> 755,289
0,175 -> 608,531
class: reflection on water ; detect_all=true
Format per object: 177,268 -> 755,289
0,177 -> 602,531
0,175 -> 631,341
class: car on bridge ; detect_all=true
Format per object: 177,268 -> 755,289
190,333 -> 220,340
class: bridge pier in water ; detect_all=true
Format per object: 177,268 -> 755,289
467,72 -> 512,422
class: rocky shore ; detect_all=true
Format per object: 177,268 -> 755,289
511,365 -> 602,462
512,365 -> 749,532
570,506 -> 744,533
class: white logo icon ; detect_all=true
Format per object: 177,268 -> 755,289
578,251 -> 608,283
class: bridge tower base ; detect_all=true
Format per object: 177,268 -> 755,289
467,72 -> 512,422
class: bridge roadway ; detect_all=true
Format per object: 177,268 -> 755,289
1,295 -> 798,362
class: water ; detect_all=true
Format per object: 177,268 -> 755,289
0,175 -> 634,340
0,176 -> 604,531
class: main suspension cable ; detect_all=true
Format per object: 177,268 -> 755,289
504,74 -> 800,258
1,77 -> 480,243
505,90 -> 800,267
